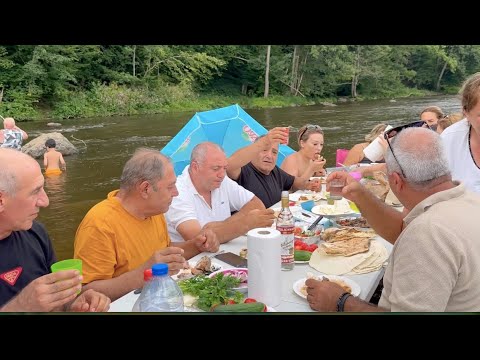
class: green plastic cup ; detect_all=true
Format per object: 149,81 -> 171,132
51,259 -> 82,294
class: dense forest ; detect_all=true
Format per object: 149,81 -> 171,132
1,45 -> 479,121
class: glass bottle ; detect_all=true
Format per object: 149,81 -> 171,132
276,191 -> 295,271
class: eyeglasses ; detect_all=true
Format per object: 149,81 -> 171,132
298,124 -> 323,141
384,120 -> 426,178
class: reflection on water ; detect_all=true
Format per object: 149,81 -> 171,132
43,172 -> 70,259
20,95 -> 461,260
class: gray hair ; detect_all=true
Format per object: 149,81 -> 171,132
0,168 -> 17,196
0,148 -> 34,196
385,127 -> 451,190
120,148 -> 170,191
190,142 -> 224,164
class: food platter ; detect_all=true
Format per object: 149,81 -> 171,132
311,204 -> 359,218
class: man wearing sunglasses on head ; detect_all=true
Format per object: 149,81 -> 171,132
305,124 -> 480,312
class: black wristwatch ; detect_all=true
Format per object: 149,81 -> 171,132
336,292 -> 352,312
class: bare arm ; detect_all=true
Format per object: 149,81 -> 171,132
282,154 -> 326,179
327,172 -> 405,244
43,153 -> 48,168
343,143 -> 365,166
305,278 -> 386,312
59,154 -> 66,170
227,127 -> 287,180
176,197 -> 273,244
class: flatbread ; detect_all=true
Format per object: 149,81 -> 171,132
323,228 -> 376,243
309,239 -> 388,275
321,237 -> 371,257
309,247 -> 371,275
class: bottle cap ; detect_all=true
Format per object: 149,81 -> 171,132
144,268 -> 153,281
152,263 -> 168,276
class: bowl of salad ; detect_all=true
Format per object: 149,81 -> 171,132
294,221 -> 323,245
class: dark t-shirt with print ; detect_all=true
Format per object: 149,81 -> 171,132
0,221 -> 56,307
236,162 -> 295,208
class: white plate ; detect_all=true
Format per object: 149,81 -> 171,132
293,275 -> 361,299
311,204 -> 358,218
294,260 -> 310,264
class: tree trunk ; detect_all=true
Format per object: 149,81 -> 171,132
132,45 -> 136,77
264,45 -> 271,98
0,88 -> 3,104
295,52 -> 308,96
436,61 -> 448,91
291,46 -> 299,95
351,46 -> 361,98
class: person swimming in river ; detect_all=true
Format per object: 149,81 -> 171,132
44,138 -> 66,176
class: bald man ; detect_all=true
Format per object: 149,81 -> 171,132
166,142 -> 275,244
0,117 -> 28,150
0,148 -> 110,312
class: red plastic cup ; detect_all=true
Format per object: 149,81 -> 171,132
281,127 -> 290,145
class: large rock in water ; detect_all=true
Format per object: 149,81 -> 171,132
22,132 -> 79,159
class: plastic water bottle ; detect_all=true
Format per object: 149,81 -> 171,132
136,263 -> 184,312
131,268 -> 153,312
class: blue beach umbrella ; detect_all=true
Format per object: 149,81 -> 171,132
161,104 -> 295,175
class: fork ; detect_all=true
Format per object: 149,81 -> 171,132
308,215 -> 324,231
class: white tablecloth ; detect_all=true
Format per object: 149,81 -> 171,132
110,233 -> 392,312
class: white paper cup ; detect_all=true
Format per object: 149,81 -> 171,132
363,125 -> 392,162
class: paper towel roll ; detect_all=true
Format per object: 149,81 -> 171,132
247,227 -> 281,308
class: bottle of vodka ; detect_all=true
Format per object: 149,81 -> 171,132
276,191 -> 295,271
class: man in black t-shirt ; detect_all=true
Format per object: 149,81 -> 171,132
227,128 -> 322,208
0,148 -> 110,312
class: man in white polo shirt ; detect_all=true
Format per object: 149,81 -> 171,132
166,142 -> 275,244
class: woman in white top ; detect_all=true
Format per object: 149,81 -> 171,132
441,72 -> 480,193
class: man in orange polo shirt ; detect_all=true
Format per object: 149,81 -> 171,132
74,148 -> 218,302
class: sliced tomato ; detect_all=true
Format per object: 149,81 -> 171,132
244,298 -> 257,303
294,244 -> 304,250
306,244 -> 318,252
294,239 -> 303,246
300,243 -> 310,251
226,299 -> 236,305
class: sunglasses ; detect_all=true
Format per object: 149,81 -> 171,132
299,124 -> 323,141
383,120 -> 427,178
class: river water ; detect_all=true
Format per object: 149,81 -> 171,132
20,95 -> 461,260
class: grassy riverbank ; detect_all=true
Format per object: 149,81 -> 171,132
1,83 -> 441,122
